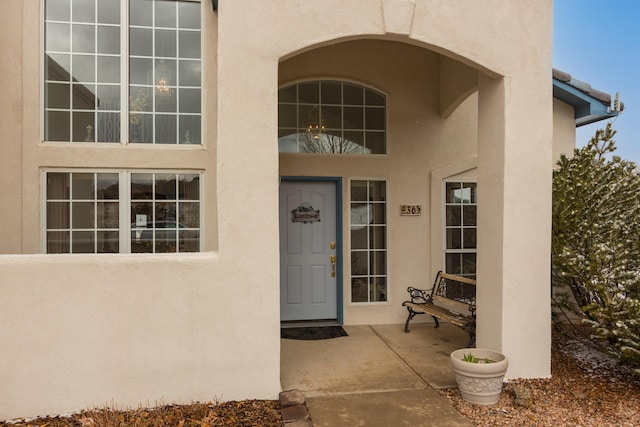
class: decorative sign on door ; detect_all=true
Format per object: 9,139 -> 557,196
291,203 -> 321,223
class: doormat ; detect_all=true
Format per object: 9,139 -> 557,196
281,326 -> 348,340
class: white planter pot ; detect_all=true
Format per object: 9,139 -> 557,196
450,348 -> 508,405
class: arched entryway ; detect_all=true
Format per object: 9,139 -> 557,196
277,39 -> 481,327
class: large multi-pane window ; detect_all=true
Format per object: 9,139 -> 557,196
278,81 -> 386,154
45,171 -> 201,253
350,180 -> 387,302
44,0 -> 201,144
444,182 -> 477,278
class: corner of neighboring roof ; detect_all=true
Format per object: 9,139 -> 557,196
552,68 -> 624,127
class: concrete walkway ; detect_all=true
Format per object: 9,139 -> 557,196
281,323 -> 473,426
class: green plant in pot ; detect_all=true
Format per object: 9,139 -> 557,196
450,348 -> 508,405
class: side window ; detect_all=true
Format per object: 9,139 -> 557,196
43,0 -> 202,144
278,81 -> 386,154
44,171 -> 201,253
350,180 -> 387,302
444,182 -> 477,278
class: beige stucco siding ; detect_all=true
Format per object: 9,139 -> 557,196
553,98 -> 578,164
0,0 -> 24,254
0,0 -> 557,419
0,253 -> 281,418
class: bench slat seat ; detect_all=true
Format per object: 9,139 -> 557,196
402,302 -> 471,328
402,271 -> 476,347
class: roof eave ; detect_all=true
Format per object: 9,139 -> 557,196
552,70 -> 621,127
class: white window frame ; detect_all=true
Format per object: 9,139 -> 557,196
41,0 -> 202,145
278,80 -> 387,155
42,169 -> 204,254
442,180 -> 477,278
349,178 -> 389,304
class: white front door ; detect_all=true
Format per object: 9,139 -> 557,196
280,181 -> 338,321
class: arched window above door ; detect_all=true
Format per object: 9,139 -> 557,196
278,81 -> 386,154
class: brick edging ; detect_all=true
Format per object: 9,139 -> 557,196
279,389 -> 313,426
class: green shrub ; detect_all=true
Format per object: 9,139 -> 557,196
552,124 -> 640,375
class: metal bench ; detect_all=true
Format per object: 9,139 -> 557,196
402,271 -> 477,347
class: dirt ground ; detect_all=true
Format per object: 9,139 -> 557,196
440,325 -> 640,426
0,400 -> 282,427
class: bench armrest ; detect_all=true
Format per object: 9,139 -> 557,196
404,286 -> 434,304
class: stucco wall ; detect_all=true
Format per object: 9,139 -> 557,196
553,98 -> 577,164
0,0 -> 554,419
0,253 -> 281,418
0,0 -> 278,420
0,0 -> 24,253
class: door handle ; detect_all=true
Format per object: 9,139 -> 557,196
330,255 -> 336,277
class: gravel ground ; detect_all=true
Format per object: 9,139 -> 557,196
440,326 -> 640,427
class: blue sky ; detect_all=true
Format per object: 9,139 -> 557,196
554,0 -> 640,162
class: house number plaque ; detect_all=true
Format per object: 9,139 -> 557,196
400,204 -> 422,216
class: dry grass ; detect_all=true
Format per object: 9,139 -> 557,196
0,400 -> 282,427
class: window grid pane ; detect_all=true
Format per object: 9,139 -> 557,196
131,172 -> 200,253
45,0 -> 121,143
278,81 -> 386,155
128,0 -> 201,144
44,0 -> 201,145
45,172 -> 120,253
350,180 -> 387,302
444,181 -> 477,279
